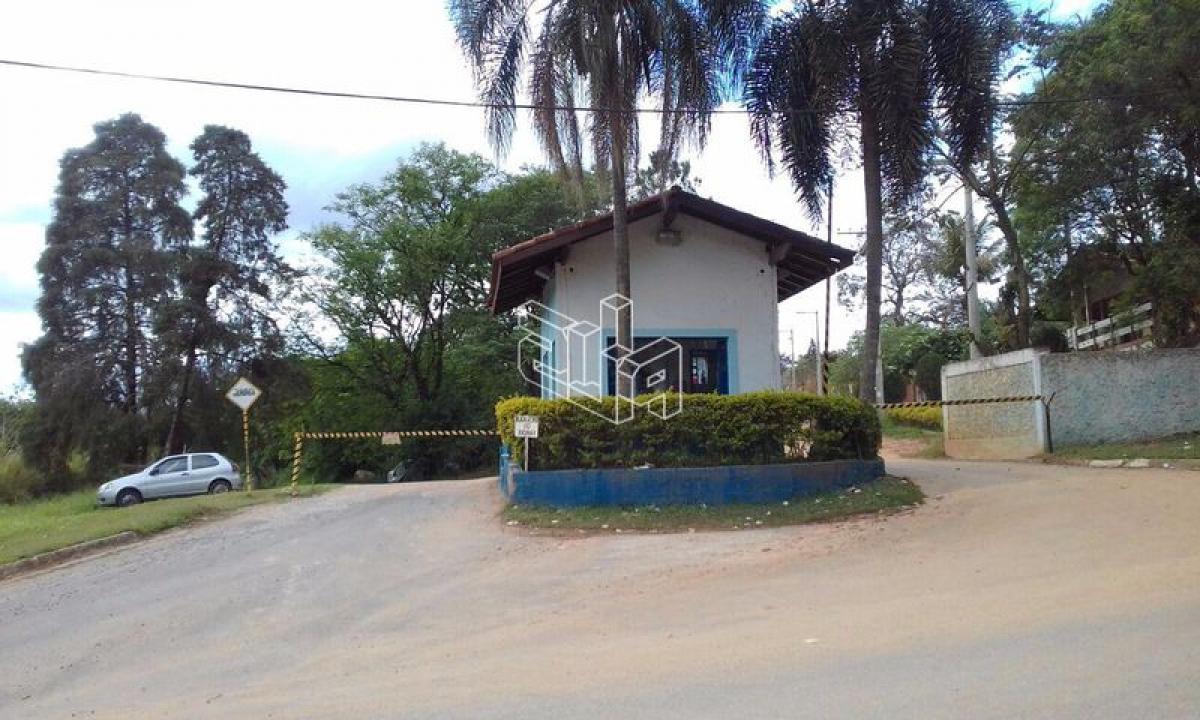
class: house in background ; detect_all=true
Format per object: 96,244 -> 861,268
1059,248 -> 1154,351
488,188 -> 854,397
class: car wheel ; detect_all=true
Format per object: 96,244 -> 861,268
116,488 -> 143,507
208,479 -> 232,494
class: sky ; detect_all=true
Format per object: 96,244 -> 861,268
0,0 -> 1100,395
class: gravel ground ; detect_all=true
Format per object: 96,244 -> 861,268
2,460 -> 1198,719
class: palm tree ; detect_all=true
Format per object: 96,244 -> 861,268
745,0 -> 1011,403
449,0 -> 765,395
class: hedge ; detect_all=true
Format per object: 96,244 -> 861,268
883,406 -> 942,430
496,392 -> 881,470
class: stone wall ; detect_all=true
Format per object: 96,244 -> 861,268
941,347 -> 1200,458
1040,349 -> 1200,447
940,349 -> 1046,459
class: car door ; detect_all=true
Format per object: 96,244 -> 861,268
145,456 -> 190,498
187,454 -> 222,493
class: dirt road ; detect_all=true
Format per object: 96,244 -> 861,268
2,460 -> 1198,719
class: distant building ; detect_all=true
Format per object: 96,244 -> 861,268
1060,248 -> 1154,351
488,188 -> 854,396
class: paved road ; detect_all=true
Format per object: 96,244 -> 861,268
2,460 -> 1198,719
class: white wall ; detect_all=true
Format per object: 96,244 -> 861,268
542,213 -> 781,394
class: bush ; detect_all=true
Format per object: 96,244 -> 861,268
0,452 -> 41,504
496,391 -> 881,470
884,406 -> 942,430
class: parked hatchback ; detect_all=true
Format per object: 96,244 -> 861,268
97,453 -> 243,507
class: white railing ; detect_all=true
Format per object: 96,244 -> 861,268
1067,302 -> 1154,351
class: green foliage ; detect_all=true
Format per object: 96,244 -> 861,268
496,392 -> 881,471
1014,0 -> 1200,346
884,406 -> 942,431
828,324 -> 968,402
0,453 -> 40,504
288,147 -> 596,481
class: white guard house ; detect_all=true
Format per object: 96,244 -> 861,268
489,188 -> 855,398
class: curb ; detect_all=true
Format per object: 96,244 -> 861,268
0,531 -> 140,582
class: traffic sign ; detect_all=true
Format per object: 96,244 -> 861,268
225,377 -> 262,411
514,415 -> 539,438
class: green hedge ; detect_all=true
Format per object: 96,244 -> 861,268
496,392 -> 881,470
884,406 -> 942,430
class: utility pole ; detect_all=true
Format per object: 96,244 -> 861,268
963,183 -> 981,359
824,178 -> 833,395
789,328 -> 796,390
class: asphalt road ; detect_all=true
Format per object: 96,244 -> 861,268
2,459 -> 1198,719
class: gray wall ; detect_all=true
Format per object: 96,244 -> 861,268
1041,349 -> 1200,447
941,347 -> 1200,458
941,349 -> 1045,459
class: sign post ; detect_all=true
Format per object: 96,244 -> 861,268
225,377 -> 262,492
513,415 -> 539,472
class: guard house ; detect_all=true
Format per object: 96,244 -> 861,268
489,188 -> 854,397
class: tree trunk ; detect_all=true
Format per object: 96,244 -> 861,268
611,117 -> 633,398
163,343 -> 197,455
858,106 -> 885,405
988,198 -> 1031,348
123,264 -> 139,415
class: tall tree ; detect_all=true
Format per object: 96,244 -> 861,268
25,113 -> 190,466
745,0 -> 1011,402
449,0 -> 764,394
1014,0 -> 1200,346
161,126 -> 289,453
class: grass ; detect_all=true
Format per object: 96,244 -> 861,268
503,476 -> 924,533
1050,432 -> 1200,461
0,484 -> 336,566
880,414 -> 945,458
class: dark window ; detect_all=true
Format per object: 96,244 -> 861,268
192,455 -> 219,470
607,336 -> 728,395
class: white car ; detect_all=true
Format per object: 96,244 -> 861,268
97,453 -> 243,507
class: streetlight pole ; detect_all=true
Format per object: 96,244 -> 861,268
962,182 -> 981,359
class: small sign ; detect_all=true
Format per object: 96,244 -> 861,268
225,377 -> 262,411
514,415 -> 539,439
381,432 -> 402,446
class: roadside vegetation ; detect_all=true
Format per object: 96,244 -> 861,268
1050,433 -> 1200,462
503,477 -> 923,534
0,484 -> 335,566
880,412 -> 945,459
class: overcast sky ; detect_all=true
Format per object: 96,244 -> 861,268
0,0 -> 1099,395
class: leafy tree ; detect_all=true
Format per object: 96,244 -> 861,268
916,210 -> 1002,326
1014,0 -> 1200,346
837,214 -> 940,325
292,146 -> 592,478
161,126 -> 290,454
745,0 -> 1012,401
449,0 -> 764,394
631,149 -> 702,201
24,113 -> 190,471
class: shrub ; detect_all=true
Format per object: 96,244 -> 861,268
884,406 -> 942,430
496,391 -> 881,470
0,452 -> 41,504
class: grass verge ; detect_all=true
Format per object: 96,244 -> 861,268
1050,432 -> 1200,462
0,485 -> 336,566
880,414 -> 945,458
503,476 -> 924,534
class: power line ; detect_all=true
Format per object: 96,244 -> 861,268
0,57 -> 1169,115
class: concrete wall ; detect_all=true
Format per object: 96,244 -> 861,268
1040,349 -> 1200,447
543,213 -> 781,394
941,349 -> 1046,459
941,347 -> 1200,458
501,459 -> 886,507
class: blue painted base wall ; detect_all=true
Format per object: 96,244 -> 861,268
501,459 -> 886,507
